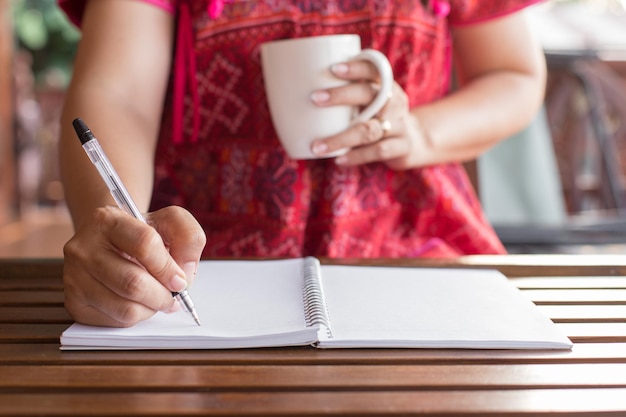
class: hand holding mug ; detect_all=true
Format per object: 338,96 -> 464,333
309,58 -> 429,170
261,35 -> 393,160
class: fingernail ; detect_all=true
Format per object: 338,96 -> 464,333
312,141 -> 328,155
171,274 -> 187,293
310,90 -> 330,104
335,155 -> 348,165
331,63 -> 349,75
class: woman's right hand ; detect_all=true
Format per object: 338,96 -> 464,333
63,205 -> 206,327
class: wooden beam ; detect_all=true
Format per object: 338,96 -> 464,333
0,1 -> 16,225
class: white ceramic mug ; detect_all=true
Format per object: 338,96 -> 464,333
261,34 -> 393,159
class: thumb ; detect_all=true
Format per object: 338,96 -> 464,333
147,206 -> 206,286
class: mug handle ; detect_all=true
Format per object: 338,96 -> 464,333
350,49 -> 394,123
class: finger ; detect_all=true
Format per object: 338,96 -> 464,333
94,206 -> 188,294
94,250 -> 179,312
336,137 -> 411,167
312,118 -> 385,157
310,81 -> 378,108
375,117 -> 393,136
330,60 -> 380,82
147,206 -> 206,286
64,269 -> 159,327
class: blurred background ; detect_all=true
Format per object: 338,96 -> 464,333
1,0 -> 79,256
0,0 -> 626,257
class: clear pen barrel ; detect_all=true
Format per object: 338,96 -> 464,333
82,140 -> 146,222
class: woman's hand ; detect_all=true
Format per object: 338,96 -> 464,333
309,58 -> 427,170
63,205 -> 206,327
309,11 -> 546,170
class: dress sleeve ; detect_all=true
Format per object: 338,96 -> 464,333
448,0 -> 544,26
58,0 -> 177,27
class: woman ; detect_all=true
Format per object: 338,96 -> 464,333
58,0 -> 546,326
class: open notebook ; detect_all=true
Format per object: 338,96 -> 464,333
60,258 -> 573,350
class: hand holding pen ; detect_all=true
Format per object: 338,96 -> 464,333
62,118 -> 205,327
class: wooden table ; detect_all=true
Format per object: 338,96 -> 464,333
2,255 -> 626,416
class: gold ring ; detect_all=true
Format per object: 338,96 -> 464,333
378,118 -> 392,133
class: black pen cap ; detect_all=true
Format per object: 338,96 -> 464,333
72,118 -> 95,145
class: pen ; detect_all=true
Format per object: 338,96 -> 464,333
71,117 -> 201,326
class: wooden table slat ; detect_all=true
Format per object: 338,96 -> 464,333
0,307 -> 72,324
523,289 -> 626,305
557,323 -> 626,343
0,291 -> 64,306
3,364 -> 626,391
1,390 -> 626,416
0,276 -> 63,291
0,259 -> 64,279
537,305 -> 626,322
0,324 -> 67,343
512,276 -> 626,289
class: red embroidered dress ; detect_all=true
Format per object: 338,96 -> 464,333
61,0 -> 540,258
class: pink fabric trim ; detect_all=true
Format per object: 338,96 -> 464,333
432,0 -> 450,17
172,1 -> 200,144
207,0 -> 237,19
57,0 -> 176,27
449,0 -> 544,27
208,0 -> 224,19
139,0 -> 177,13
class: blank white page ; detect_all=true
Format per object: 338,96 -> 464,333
193,259 -> 306,334
317,265 -> 572,349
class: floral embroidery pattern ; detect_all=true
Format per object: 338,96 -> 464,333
253,152 -> 297,220
221,148 -> 253,214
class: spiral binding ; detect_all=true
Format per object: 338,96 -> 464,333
302,257 -> 333,338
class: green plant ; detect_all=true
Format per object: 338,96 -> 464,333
12,0 -> 80,88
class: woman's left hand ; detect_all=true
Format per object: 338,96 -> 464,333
309,58 -> 427,170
